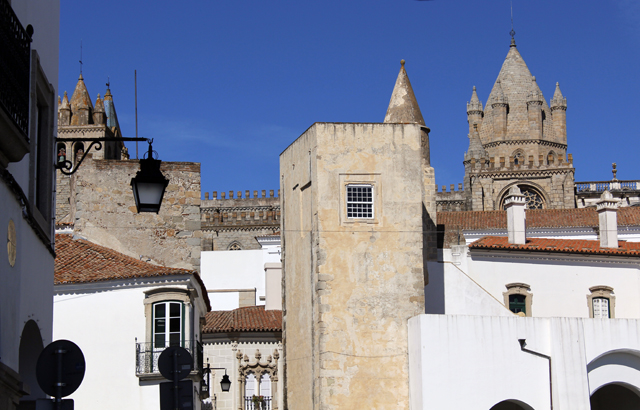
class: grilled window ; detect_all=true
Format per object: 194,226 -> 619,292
346,185 -> 373,219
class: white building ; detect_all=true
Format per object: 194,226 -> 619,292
410,191 -> 640,409
200,234 -> 283,410
53,234 -> 210,410
0,1 -> 59,408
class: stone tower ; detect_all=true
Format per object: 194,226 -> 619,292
56,75 -> 127,226
463,37 -> 575,210
280,61 -> 434,410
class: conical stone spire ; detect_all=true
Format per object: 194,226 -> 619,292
550,82 -> 567,110
384,60 -> 425,126
93,93 -> 105,124
69,74 -> 94,125
465,125 -> 488,161
467,86 -> 483,114
58,91 -> 71,126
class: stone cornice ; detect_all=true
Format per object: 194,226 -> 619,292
468,167 -> 574,179
483,139 -> 567,150
469,248 -> 640,266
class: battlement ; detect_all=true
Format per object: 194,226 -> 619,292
200,189 -> 280,232
436,183 -> 464,193
464,153 -> 574,171
436,184 -> 466,212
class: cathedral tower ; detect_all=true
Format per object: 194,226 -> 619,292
463,37 -> 575,210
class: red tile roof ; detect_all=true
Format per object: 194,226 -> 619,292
437,207 -> 640,248
54,234 -> 211,310
469,236 -> 640,257
203,306 -> 282,334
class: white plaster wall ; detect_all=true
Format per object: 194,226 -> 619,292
203,341 -> 282,410
0,186 -> 54,371
53,280 -> 204,410
467,253 -> 640,318
409,315 -> 640,410
201,247 -> 281,311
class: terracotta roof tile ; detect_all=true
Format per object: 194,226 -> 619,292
203,306 -> 282,333
469,236 -> 640,257
437,207 -> 640,248
54,234 -> 211,310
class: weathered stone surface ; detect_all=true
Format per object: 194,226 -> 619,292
281,122 -> 432,410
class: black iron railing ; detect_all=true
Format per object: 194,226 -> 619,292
0,0 -> 31,137
135,340 -> 203,376
245,396 -> 272,410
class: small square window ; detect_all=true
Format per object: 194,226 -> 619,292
346,185 -> 373,219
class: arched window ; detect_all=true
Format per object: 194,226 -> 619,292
588,286 -> 615,318
501,185 -> 545,210
512,150 -> 524,166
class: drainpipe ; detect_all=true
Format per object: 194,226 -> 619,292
518,339 -> 553,410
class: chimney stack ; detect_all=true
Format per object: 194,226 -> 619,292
505,186 -> 526,245
597,190 -> 620,248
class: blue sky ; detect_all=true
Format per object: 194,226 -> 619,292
59,0 -> 640,196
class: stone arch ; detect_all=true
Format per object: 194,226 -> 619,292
73,142 -> 85,165
19,320 -> 45,401
587,349 -> 640,398
236,349 -> 279,406
511,149 -> 525,166
489,399 -> 535,410
496,182 -> 549,210
546,150 -> 556,165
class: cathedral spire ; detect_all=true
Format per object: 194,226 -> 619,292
550,82 -> 567,110
69,74 -> 94,126
384,60 -> 425,126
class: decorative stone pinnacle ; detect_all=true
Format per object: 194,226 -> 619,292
612,163 -> 618,181
596,189 -> 620,211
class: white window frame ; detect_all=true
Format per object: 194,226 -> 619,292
346,184 -> 374,219
588,286 -> 615,318
152,300 -> 184,348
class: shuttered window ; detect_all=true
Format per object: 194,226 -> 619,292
593,297 -> 610,319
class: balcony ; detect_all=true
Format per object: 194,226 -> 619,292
0,0 -> 31,166
245,396 -> 273,410
135,340 -> 204,379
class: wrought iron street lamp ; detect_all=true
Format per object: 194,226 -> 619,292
55,137 -> 169,213
203,363 -> 232,393
130,141 -> 169,213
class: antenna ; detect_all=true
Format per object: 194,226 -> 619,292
79,40 -> 83,75
510,1 -> 516,45
135,70 -> 139,159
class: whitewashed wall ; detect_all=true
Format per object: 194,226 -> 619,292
53,277 -> 206,410
201,245 -> 281,311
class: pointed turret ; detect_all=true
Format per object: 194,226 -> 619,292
550,82 -> 567,144
527,76 -> 543,140
466,86 -> 484,134
93,93 -> 105,124
103,87 -> 120,131
384,60 -> 425,126
69,74 -> 94,126
58,91 -> 71,126
465,124 -> 488,162
491,80 -> 508,140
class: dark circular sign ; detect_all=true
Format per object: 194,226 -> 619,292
158,346 -> 193,381
36,340 -> 85,397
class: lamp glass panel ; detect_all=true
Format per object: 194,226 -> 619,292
135,182 -> 164,205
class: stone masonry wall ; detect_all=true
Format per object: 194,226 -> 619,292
71,155 -> 201,271
201,191 -> 280,251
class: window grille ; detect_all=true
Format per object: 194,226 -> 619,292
593,297 -> 610,319
346,185 -> 373,219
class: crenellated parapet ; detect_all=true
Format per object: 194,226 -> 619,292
200,189 -> 280,232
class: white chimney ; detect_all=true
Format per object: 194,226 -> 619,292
596,190 -> 620,248
505,186 -> 526,245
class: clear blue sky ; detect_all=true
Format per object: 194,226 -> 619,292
59,0 -> 640,196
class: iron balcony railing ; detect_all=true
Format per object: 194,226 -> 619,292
575,180 -> 640,193
245,396 -> 272,410
0,0 -> 31,137
135,340 -> 204,376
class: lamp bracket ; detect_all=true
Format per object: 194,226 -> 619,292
55,137 -> 149,175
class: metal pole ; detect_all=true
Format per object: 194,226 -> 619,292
135,69 -> 139,159
55,348 -> 66,410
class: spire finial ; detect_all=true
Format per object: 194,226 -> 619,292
79,40 -> 83,75
400,59 -> 405,68
510,1 -> 516,47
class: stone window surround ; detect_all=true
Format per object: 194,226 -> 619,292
503,282 -> 533,317
143,288 -> 194,345
339,173 -> 381,226
587,286 -> 615,319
